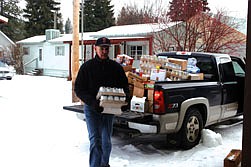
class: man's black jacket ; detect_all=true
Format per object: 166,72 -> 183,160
74,55 -> 129,111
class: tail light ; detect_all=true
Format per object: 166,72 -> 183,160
153,90 -> 165,114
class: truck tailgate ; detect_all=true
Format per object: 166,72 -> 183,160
63,105 -> 153,122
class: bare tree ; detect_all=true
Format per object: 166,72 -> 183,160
12,44 -> 24,74
154,10 -> 246,56
197,11 -> 245,54
116,0 -> 164,25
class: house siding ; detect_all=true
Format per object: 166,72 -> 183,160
22,42 -> 70,77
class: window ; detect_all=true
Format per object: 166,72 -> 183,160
232,61 -> 245,75
220,58 -> 235,82
130,46 -> 143,60
23,47 -> 30,55
39,48 -> 42,61
196,56 -> 218,81
55,46 -> 65,56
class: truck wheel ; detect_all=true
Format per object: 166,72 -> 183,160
179,108 -> 203,149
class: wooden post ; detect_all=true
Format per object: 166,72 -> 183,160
72,0 -> 80,102
242,1 -> 251,166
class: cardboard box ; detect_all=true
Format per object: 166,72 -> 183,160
150,69 -> 166,81
142,75 -> 150,82
148,100 -> 154,113
147,89 -> 154,101
126,72 -> 143,85
123,65 -> 132,72
168,58 -> 188,70
133,81 -> 144,97
100,101 -> 127,115
188,73 -> 204,80
224,149 -> 242,167
130,96 -> 148,112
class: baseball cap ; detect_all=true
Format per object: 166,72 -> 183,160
95,37 -> 111,46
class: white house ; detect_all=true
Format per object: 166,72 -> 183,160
17,22 -> 246,79
17,23 -> 176,78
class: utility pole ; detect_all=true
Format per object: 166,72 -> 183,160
53,11 -> 57,29
81,0 -> 84,65
72,0 -> 80,102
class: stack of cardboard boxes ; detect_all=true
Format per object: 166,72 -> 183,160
126,71 -> 154,113
123,55 -> 205,114
97,87 -> 127,115
140,55 -> 204,81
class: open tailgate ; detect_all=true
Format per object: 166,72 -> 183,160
63,105 -> 153,122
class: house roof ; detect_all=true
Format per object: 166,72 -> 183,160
16,35 -> 46,44
91,23 -> 179,38
0,15 -> 8,24
17,23 -> 180,44
19,21 -> 245,45
49,32 -> 96,43
0,31 -> 16,46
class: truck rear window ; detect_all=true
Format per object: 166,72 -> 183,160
195,57 -> 218,81
157,53 -> 219,81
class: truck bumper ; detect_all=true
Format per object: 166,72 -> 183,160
128,122 -> 157,133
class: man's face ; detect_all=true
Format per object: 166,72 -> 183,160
95,46 -> 110,59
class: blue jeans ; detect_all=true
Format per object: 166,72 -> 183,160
84,105 -> 114,167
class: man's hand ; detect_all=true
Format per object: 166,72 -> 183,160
96,106 -> 104,113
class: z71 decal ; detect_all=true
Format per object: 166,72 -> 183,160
168,103 -> 179,109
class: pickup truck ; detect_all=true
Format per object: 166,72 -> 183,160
63,51 -> 245,149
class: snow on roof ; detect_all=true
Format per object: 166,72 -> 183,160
17,23 -> 180,44
49,32 -> 96,43
0,31 -> 16,46
0,15 -> 8,23
91,22 -> 179,38
17,35 -> 46,44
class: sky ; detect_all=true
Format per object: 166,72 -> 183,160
0,75 -> 243,167
60,0 -> 248,23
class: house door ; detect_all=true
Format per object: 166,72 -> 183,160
114,45 -> 120,58
38,48 -> 43,68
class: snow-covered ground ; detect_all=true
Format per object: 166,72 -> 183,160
0,75 -> 243,167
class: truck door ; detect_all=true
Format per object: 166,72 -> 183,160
219,57 -> 239,119
231,57 -> 245,114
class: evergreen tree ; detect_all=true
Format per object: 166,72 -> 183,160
0,0 -> 26,42
82,0 -> 115,32
168,0 -> 210,21
80,0 -> 95,32
23,0 -> 63,37
65,17 -> 72,34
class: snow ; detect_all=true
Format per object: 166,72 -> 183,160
0,75 -> 243,167
92,23 -> 176,37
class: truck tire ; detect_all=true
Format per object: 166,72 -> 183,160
178,108 -> 203,149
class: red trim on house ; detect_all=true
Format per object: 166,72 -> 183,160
64,37 -> 152,79
63,37 -> 151,45
0,15 -> 8,24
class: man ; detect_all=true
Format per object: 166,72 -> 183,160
74,37 -> 129,167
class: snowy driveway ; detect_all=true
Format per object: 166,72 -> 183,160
0,75 -> 242,167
